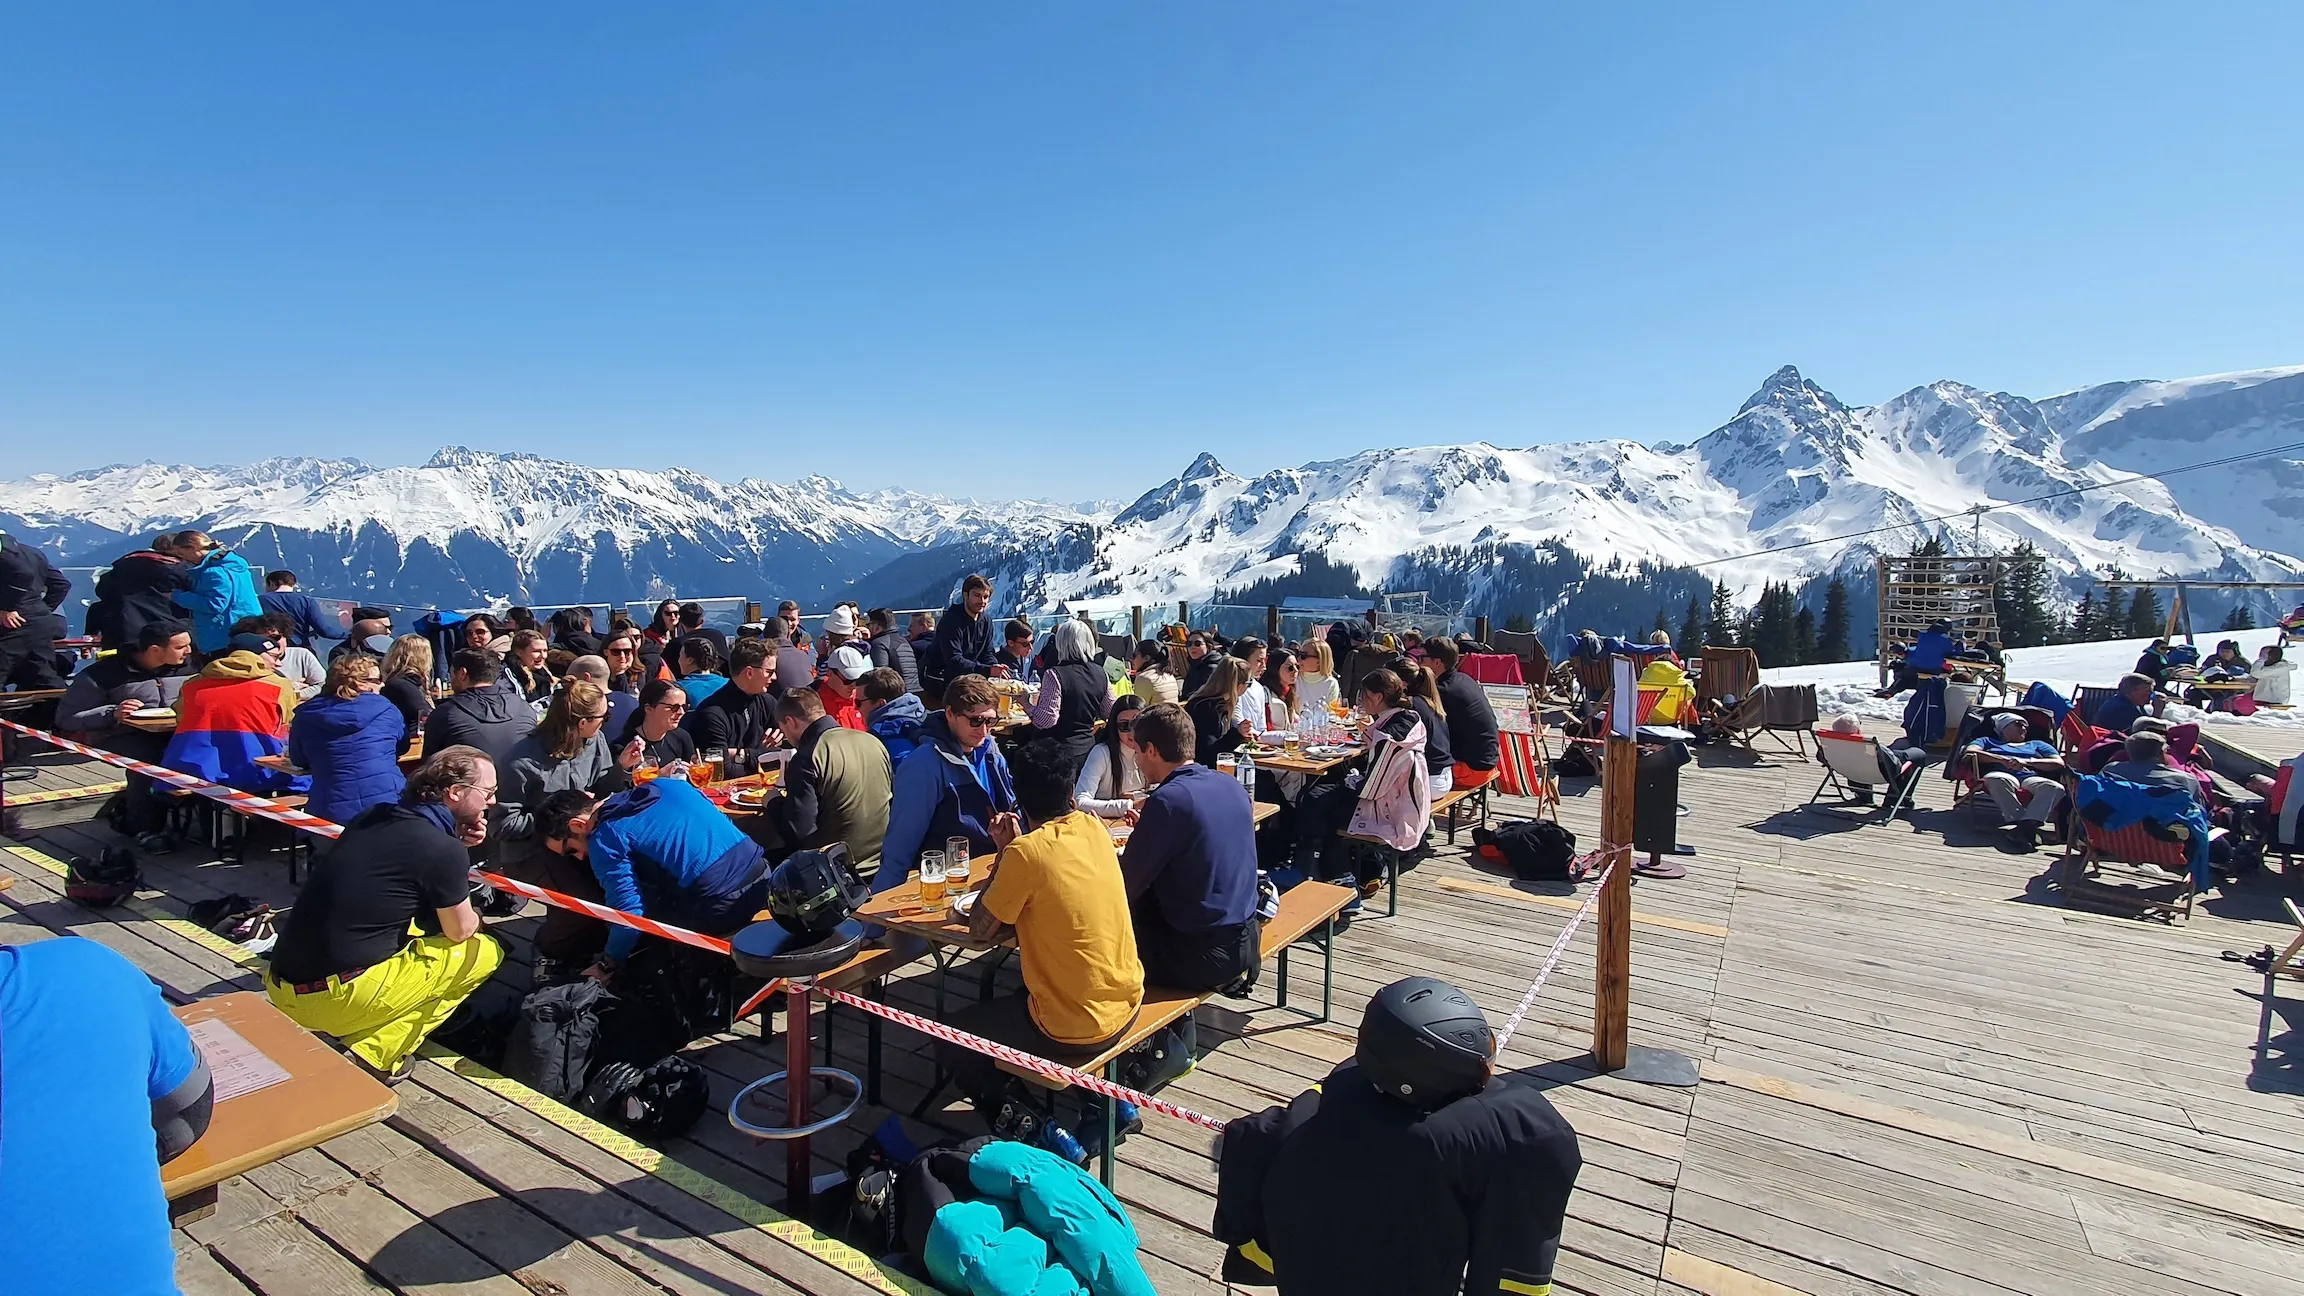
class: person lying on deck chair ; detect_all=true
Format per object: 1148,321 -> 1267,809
1964,713 -> 2067,854
932,741 -> 1146,1159
1212,975 -> 1583,1296
265,745 -> 507,1082
1821,713 -> 1927,809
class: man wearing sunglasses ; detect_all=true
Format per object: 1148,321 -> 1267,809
875,674 -> 1018,894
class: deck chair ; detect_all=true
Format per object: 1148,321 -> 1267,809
1570,655 -> 1611,715
1755,684 -> 1820,757
2072,686 -> 2121,731
1943,706 -> 2059,810
1806,729 -> 1923,823
2268,899 -> 2304,984
1696,647 -> 1760,709
2059,812 -> 2209,923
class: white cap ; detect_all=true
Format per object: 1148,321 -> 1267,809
830,644 -> 872,681
824,606 -> 858,636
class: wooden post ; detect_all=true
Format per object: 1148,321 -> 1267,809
1593,734 -> 1636,1071
1177,601 -> 1189,630
1475,615 -> 1491,643
1131,605 -> 1144,641
1266,605 -> 1281,644
745,601 -> 763,625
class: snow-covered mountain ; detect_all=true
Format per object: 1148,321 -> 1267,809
0,448 -> 1104,613
5,363 -> 2299,633
954,364 -> 2304,619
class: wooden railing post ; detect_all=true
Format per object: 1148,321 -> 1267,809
1475,615 -> 1491,643
1266,605 -> 1281,644
1594,733 -> 1635,1072
1131,605 -> 1144,641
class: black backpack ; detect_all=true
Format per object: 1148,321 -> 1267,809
502,979 -> 612,1101
66,847 -> 141,907
576,1055 -> 709,1138
1477,820 -> 1583,882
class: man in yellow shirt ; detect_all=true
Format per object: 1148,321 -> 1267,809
937,742 -> 1145,1144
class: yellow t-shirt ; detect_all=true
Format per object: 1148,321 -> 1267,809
980,809 -> 1145,1045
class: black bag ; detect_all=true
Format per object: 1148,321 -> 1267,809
1479,820 -> 1581,882
894,1140 -> 992,1268
576,1055 -> 709,1138
66,847 -> 141,907
604,941 -> 737,1064
1555,741 -> 1598,779
502,979 -> 612,1101
431,976 -> 528,1069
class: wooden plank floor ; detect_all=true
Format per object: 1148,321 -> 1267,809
4,729 -> 2302,1295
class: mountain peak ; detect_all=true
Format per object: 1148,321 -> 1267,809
1180,452 -> 1228,483
1737,365 -> 1846,417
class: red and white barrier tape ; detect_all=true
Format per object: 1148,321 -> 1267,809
1492,850 -> 1617,1053
811,983 -> 1228,1132
0,718 -> 734,956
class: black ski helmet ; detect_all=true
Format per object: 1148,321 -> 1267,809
1357,976 -> 1493,1108
765,849 -> 868,940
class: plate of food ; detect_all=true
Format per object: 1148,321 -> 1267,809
1240,743 -> 1284,758
1303,744 -> 1353,759
725,784 -> 777,809
130,707 -> 176,720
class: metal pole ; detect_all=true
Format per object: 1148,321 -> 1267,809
1131,605 -> 1144,641
785,982 -> 812,1216
1593,734 -> 1635,1070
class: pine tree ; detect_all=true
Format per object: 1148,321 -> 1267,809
1654,607 -> 1671,636
2221,603 -> 2258,631
1504,613 -> 1534,634
2095,581 -> 2128,641
1677,596 -> 1705,658
1708,581 -> 1737,647
1792,607 -> 1817,666
1992,542 -> 2053,648
1815,576 -> 1852,663
2069,591 -> 2098,641
2127,585 -> 2164,639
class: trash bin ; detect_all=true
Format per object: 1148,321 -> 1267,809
1633,740 -> 1691,857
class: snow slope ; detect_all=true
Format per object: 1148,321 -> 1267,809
1764,629 -> 2301,732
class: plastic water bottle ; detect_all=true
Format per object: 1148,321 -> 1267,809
1238,750 -> 1256,793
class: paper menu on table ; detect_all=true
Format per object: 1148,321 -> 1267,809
187,1018 -> 292,1102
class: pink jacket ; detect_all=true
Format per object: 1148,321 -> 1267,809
1347,706 -> 1433,851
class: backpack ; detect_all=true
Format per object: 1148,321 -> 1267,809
604,941 -> 737,1064
66,847 -> 141,907
1555,741 -> 1598,779
576,1055 -> 709,1138
502,980 -> 612,1101
1476,820 -> 1583,882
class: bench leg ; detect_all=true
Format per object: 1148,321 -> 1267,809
1320,913 -> 1334,1023
1275,944 -> 1289,1012
1387,850 -> 1398,918
169,1183 -> 218,1226
866,979 -> 885,1108
1099,1059 -> 1120,1190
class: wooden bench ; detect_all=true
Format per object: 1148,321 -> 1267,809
1431,772 -> 1496,845
812,941 -> 926,1108
995,881 -> 1358,1186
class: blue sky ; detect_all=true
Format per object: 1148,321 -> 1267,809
3,4 -> 2299,499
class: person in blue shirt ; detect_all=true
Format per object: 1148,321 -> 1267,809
163,530 -> 264,657
1120,702 -> 1261,995
860,667 -> 928,766
0,937 -> 214,1296
536,778 -> 774,979
258,570 -> 348,649
2092,673 -> 2163,738
876,673 -> 1017,893
1964,712 -> 2068,853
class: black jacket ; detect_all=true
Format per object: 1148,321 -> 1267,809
422,683 -> 539,768
0,532 -> 70,622
1434,668 -> 1500,771
1213,1063 -> 1581,1296
86,549 -> 192,646
1186,694 -> 1245,768
683,679 -> 777,754
869,629 -> 921,693
926,604 -> 995,688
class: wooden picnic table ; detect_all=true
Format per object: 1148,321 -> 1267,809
0,687 -> 67,711
254,737 -> 426,778
1241,745 -> 1358,778
119,708 -> 180,733
164,992 -> 398,1223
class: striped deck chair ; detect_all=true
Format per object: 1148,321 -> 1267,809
1806,729 -> 1923,824
2059,813 -> 2208,923
1495,727 -> 1560,822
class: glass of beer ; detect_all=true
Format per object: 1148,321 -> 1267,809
945,836 -> 971,891
918,850 -> 948,905
695,749 -> 725,785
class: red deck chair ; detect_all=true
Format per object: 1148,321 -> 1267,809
2060,814 -> 2206,923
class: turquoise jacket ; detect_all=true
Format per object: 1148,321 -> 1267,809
173,548 -> 263,653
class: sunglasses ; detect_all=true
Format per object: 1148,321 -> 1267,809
652,701 -> 689,713
606,646 -> 636,656
575,711 -> 608,722
956,711 -> 998,728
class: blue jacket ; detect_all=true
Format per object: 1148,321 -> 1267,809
258,589 -> 346,647
2021,682 -> 2070,726
876,711 -> 1015,893
586,777 -> 766,961
1907,629 -> 1957,674
868,691 -> 929,767
173,548 -> 263,654
2075,773 -> 2213,888
288,691 -> 408,825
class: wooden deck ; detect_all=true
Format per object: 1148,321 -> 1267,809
5,732 -> 2303,1295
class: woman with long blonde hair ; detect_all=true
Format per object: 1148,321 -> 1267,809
496,679 -> 644,983
379,634 -> 435,738
1185,656 -> 1253,767
1295,637 -> 1340,716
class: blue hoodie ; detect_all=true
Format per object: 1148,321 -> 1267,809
586,776 -> 766,961
287,691 -> 408,825
173,548 -> 263,654
876,711 -> 1015,893
867,691 -> 929,767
